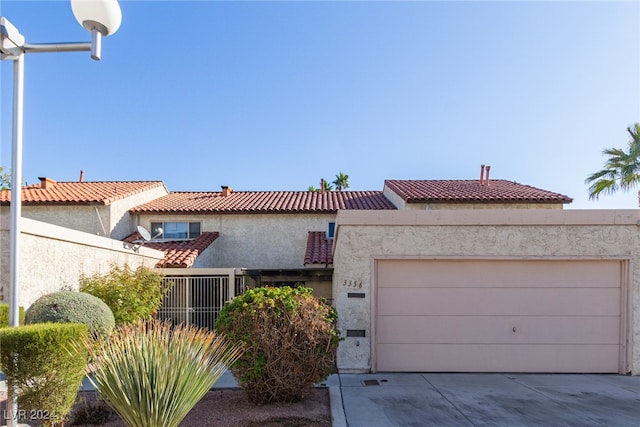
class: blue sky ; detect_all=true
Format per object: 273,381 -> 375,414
1,0 -> 638,209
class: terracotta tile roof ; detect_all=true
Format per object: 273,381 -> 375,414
304,231 -> 333,266
385,180 -> 573,204
0,179 -> 167,206
129,191 -> 396,214
123,232 -> 219,268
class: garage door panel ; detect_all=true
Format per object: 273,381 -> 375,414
377,260 -> 621,288
375,259 -> 623,373
377,287 -> 620,317
377,315 -> 621,345
376,343 -> 620,373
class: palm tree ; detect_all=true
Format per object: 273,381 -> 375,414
332,172 -> 349,191
322,179 -> 333,192
586,123 -> 640,200
308,185 -> 317,192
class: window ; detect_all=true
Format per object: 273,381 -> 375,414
151,222 -> 201,240
326,222 -> 336,239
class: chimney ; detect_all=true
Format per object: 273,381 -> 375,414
221,185 -> 232,197
79,170 -> 85,182
485,165 -> 491,186
320,179 -> 325,194
479,165 -> 485,185
38,177 -> 56,189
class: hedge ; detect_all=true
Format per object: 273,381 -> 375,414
0,303 -> 25,326
0,323 -> 89,426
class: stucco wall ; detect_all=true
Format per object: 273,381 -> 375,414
425,202 -> 563,210
192,241 -> 218,268
136,213 -> 336,269
0,185 -> 168,239
109,186 -> 170,239
382,186 -> 408,209
332,209 -> 640,374
0,217 -> 164,309
0,205 -> 110,237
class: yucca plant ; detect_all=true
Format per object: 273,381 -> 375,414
81,319 -> 243,427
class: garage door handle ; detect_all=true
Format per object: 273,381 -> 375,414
512,327 -> 517,333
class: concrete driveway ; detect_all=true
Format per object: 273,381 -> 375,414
333,373 -> 640,427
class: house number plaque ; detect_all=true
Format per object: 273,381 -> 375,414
342,279 -> 363,288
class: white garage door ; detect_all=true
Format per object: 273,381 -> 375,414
375,259 -> 623,373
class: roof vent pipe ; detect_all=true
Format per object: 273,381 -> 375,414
320,179 -> 325,194
79,170 -> 85,182
479,165 -> 485,185
485,165 -> 491,186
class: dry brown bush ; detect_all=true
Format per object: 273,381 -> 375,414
215,286 -> 339,404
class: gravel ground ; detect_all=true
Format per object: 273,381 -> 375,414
1,388 -> 332,427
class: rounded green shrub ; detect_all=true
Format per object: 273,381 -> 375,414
25,291 -> 115,337
215,286 -> 339,404
0,323 -> 89,426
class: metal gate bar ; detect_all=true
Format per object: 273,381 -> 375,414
156,269 -> 246,330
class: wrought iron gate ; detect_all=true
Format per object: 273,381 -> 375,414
155,268 -> 246,330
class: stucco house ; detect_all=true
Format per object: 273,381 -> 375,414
3,170 -> 640,375
0,177 -> 168,306
332,179 -> 639,374
123,186 -> 395,299
1,171 -> 570,302
0,177 -> 169,239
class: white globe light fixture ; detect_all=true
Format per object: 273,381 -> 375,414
0,2 -> 121,426
71,0 -> 122,60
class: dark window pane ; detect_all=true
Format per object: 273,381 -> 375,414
327,222 -> 336,238
189,222 -> 201,237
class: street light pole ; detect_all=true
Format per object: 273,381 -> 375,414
0,2 -> 121,425
1,1 -> 121,326
8,48 -> 24,335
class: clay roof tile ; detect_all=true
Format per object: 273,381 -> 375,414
123,232 -> 219,268
129,190 -> 396,214
0,181 -> 167,206
304,231 -> 333,265
385,180 -> 572,204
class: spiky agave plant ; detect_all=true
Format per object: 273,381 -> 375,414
82,319 -> 243,427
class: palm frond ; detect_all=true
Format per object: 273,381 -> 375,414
332,172 -> 350,191
586,123 -> 640,201
587,178 -> 618,200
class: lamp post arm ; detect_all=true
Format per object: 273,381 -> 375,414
23,28 -> 102,60
23,41 -> 91,54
